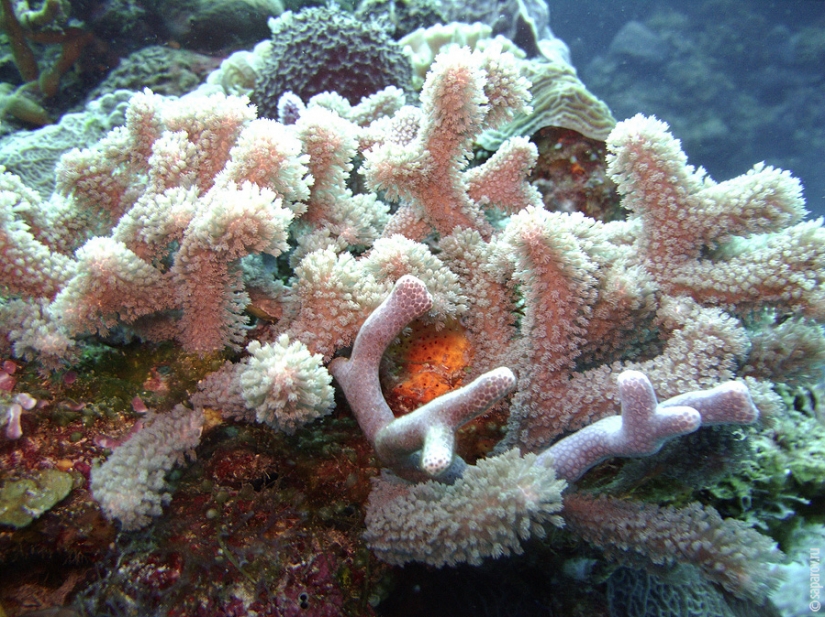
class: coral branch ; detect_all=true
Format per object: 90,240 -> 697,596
375,367 -> 516,478
540,370 -> 759,482
363,45 -> 537,240
607,113 -> 825,317
329,275 -> 516,481
90,405 -> 204,530
365,449 -> 565,566
563,493 -> 783,601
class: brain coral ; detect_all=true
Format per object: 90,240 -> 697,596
354,0 -> 447,39
252,7 -> 413,117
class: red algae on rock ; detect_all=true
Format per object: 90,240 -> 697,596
530,127 -> 623,222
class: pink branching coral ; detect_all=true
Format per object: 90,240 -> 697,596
90,405 -> 204,531
330,275 -> 517,482
0,43 -> 819,605
541,370 -> 758,482
608,113 -> 824,318
1,89 -> 314,356
332,275 -> 770,588
563,493 -> 783,602
362,45 -> 542,240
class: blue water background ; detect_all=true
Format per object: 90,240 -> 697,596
552,0 -> 825,218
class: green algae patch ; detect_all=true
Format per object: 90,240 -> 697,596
0,469 -> 74,528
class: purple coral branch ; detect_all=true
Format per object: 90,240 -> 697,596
329,275 -> 516,482
539,370 -> 759,482
375,367 -> 516,480
659,379 -> 758,425
332,277 -> 761,485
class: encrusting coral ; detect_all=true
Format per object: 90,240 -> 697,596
1,41 -> 823,609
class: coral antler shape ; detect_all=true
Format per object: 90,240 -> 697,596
329,274 -> 516,482
540,370 -> 759,481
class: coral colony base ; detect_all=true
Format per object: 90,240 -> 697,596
1,41 -> 824,614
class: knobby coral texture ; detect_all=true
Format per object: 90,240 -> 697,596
2,43 -> 824,606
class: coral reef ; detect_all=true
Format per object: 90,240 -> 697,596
0,12 -> 823,617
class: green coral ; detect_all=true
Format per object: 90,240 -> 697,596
0,468 -> 74,528
710,404 -> 825,528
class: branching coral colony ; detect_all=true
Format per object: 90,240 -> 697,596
2,44 -> 824,605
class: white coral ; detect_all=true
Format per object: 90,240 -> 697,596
364,449 -> 565,566
91,405 -> 204,531
239,335 -> 334,434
